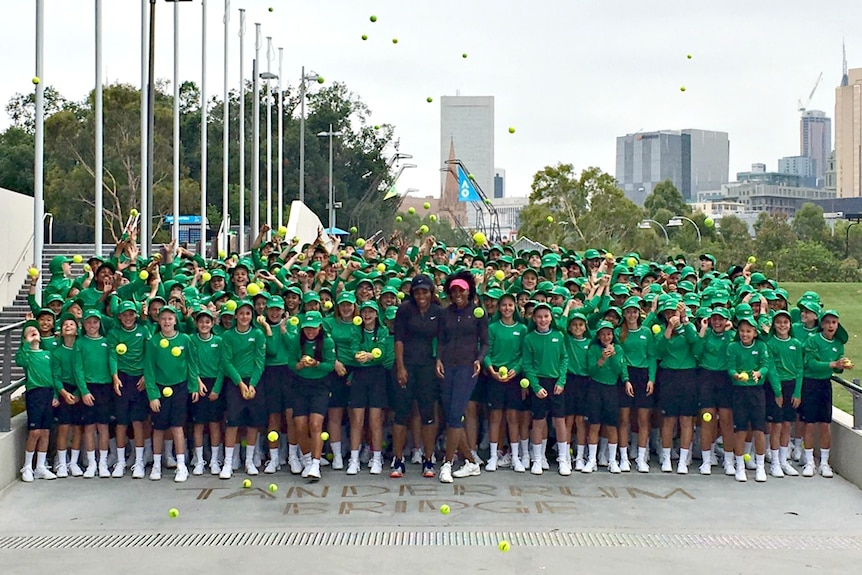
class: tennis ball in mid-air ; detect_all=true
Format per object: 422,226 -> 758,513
748,256 -> 756,264
267,431 -> 278,442
418,225 -> 429,235
426,97 -> 433,103
508,127 -> 515,134
686,54 -> 692,59
73,254 -> 83,264
243,479 -> 252,488
498,540 -> 510,552
473,232 -> 486,245
362,35 -> 368,41
116,343 -> 127,355
519,378 -> 530,389
218,250 -> 227,259
652,324 -> 662,334
139,270 -> 149,281
407,207 -> 416,215
202,272 -> 212,282
546,216 -> 554,223
160,338 -> 169,348
225,300 -> 237,312
743,453 -> 751,463
704,217 -> 714,227
370,15 -> 377,22
766,261 -> 774,268
277,225 -> 287,237
440,504 -> 450,515
323,300 -> 333,310
349,226 -> 358,234
162,386 -> 173,397
473,307 -> 485,318
494,270 -> 505,281
423,202 -> 431,210
702,412 -> 712,422
130,208 -> 139,217
680,86 -> 686,92
429,214 -> 438,222
168,508 -> 179,518
32,77 -> 40,85
246,283 -> 260,296
462,53 -> 468,59
377,263 -> 386,272
317,77 -> 324,84
371,347 -> 382,359
498,366 -> 508,378
392,38 -> 398,44
395,216 -> 402,222
320,432 -> 330,441
353,316 -> 363,326
356,238 -> 366,248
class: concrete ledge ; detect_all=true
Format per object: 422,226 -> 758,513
0,413 -> 26,490
831,407 -> 862,490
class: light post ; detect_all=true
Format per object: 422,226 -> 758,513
667,215 -> 702,243
317,124 -> 343,231
845,213 -> 862,259
251,23 -> 260,237
263,36 -> 274,232
638,219 -> 669,243
299,66 -> 321,203
237,8 -> 246,251
277,47 -> 284,229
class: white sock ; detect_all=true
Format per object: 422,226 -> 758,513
576,444 -> 585,460
195,446 -> 204,463
224,447 -> 235,466
116,448 -> 126,466
744,441 -> 752,456
372,450 -> 382,462
557,442 -> 569,462
350,449 -> 360,462
489,442 -> 498,460
311,457 -> 320,467
176,453 -> 186,466
164,439 -> 174,457
210,444 -> 221,464
679,448 -> 689,465
755,453 -> 765,467
736,455 -> 745,470
620,446 -> 628,461
770,449 -> 780,464
71,449 -> 80,465
36,451 -> 47,468
588,443 -> 598,461
724,449 -> 734,464
821,448 -> 830,466
246,445 -> 256,466
510,442 -> 520,459
24,451 -> 34,468
779,445 -> 789,463
541,438 -> 548,458
702,450 -> 712,463
519,439 -> 529,458
87,451 -> 96,466
154,453 -> 162,467
804,448 -> 814,465
58,450 -> 67,467
135,446 -> 145,464
331,441 -> 341,458
99,450 -> 109,466
532,443 -> 543,462
637,446 -> 647,461
608,443 -> 618,464
269,448 -> 279,463
661,447 -> 671,463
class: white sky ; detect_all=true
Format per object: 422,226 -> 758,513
0,0 -> 858,200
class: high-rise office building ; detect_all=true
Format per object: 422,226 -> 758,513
615,129 -> 729,205
493,168 -> 506,198
800,110 -> 832,184
835,65 -> 862,198
778,155 -> 817,187
440,95 -> 495,203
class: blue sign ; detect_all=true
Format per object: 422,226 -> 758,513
164,215 -> 204,225
457,165 -> 481,203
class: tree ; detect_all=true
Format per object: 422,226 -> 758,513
643,180 -> 690,219
791,203 -> 828,243
710,215 -> 752,267
0,127 -> 34,195
753,212 -> 796,259
392,211 -> 466,247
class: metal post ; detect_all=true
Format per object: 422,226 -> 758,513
200,0 -> 208,254
299,65 -> 306,204
853,379 -> 862,430
94,0 -> 103,256
140,0 -> 149,256
146,0 -> 156,251
265,36 -> 273,232
328,124 -> 334,230
172,1 -> 181,243
277,47 -> 283,229
1,331 -> 11,432
33,0 -> 45,300
251,23 -> 260,237
237,8 -> 245,252
221,0 -> 230,255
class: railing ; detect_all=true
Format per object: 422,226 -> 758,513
0,320 -> 25,433
832,375 -> 862,430
44,212 -> 53,245
0,234 -> 35,293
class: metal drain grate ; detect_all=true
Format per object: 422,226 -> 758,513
0,531 -> 859,550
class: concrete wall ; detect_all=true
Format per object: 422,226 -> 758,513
0,187 -> 35,306
831,408 -> 862,489
0,413 -> 26,489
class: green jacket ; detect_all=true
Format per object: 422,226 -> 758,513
16,345 -> 59,396
565,334 -> 591,376
106,324 -> 150,377
52,341 -> 78,392
521,329 -> 568,393
617,326 -> 657,381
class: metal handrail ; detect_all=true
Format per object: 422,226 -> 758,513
0,234 -> 35,290
1,321 -> 26,432
832,375 -> 862,430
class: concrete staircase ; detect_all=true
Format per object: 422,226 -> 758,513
0,243 -> 115,384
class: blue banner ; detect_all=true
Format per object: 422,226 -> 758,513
457,165 -> 481,202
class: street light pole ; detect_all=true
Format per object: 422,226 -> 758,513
265,36 -> 273,232
318,124 -> 343,231
33,0 -> 45,299
200,0 -> 207,254
171,0 -> 180,243
299,65 -> 306,204
139,0 -> 149,256
237,8 -> 245,252
277,47 -> 283,229
251,23 -> 260,237
668,215 -> 702,243
221,0 -> 230,255
95,0 -> 103,256
638,219 -> 669,243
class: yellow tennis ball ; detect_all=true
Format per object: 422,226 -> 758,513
115,343 -> 127,355
225,300 -> 237,312
201,272 -> 212,282
361,34 -> 368,41
498,366 -> 508,377
680,86 -> 687,92
277,226 -> 288,236
83,264 -> 91,273
168,508 -> 179,518
356,238 -> 366,247
473,307 -> 485,318
408,207 -> 416,215
652,324 -> 662,334
269,483 -> 278,493
743,453 -> 751,462
392,38 -> 398,44
139,270 -> 149,280
519,378 -> 530,389
171,346 -> 182,357
494,270 -> 505,281
704,217 -> 714,227
440,504 -> 450,515
218,250 -> 227,259
508,127 -> 515,134
423,202 -> 431,209
747,256 -> 756,264
702,412 -> 712,422
160,338 -> 169,348
370,15 -> 377,22
320,432 -> 330,441
397,292 -> 405,300
323,300 -> 333,310
419,225 -> 429,235
546,216 -> 554,223
371,347 -> 382,359
246,283 -> 260,296
28,267 -> 39,278
73,254 -> 83,264
242,479 -> 252,488
473,232 -> 486,245
162,386 -> 173,398
130,208 -> 139,217
426,97 -> 433,103
626,257 -> 637,268
353,316 -> 363,326
32,76 -> 41,85
766,260 -> 774,268
377,263 -> 386,272
289,316 -> 300,326
297,253 -> 306,261
267,431 -> 279,442
498,540 -> 510,552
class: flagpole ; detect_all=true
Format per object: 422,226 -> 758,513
221,0 -> 230,254
200,0 -> 208,254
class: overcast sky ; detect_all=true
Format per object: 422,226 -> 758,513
1,0 -> 858,201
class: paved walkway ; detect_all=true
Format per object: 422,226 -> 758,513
1,463 -> 861,574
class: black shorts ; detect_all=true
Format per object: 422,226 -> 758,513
261,365 -> 292,415
328,371 -> 350,409
623,367 -> 654,410
765,381 -> 798,424
82,383 -> 113,426
731,385 -> 766,433
531,377 -> 566,420
113,371 -> 149,425
151,383 -> 189,431
26,386 -> 54,431
55,383 -> 83,426
585,380 -> 620,427
190,377 -> 226,424
469,373 -> 487,403
565,374 -> 590,416
658,368 -> 699,418
224,379 -> 268,428
698,369 -> 732,410
799,378 -> 832,424
486,373 -> 527,411
389,363 -> 439,426
349,365 -> 389,409
293,375 -> 331,417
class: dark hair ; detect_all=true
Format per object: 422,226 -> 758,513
444,270 -> 477,301
300,327 -> 325,362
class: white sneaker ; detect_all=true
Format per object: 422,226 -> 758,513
530,459 -> 543,475
193,460 -> 207,476
132,461 -> 146,479
677,461 -> 688,475
520,453 -> 530,471
34,466 -> 56,480
55,464 -> 68,479
636,458 -> 650,473
346,458 -> 360,475
802,462 -> 815,477
597,450 -> 609,468
165,453 -> 178,469
98,464 -> 110,479
485,458 -> 498,472
735,467 -> 747,482
619,458 -> 631,473
369,457 -> 383,475
512,457 -> 526,473
264,459 -> 279,475
453,461 -> 481,478
581,458 -> 596,474
439,461 -> 453,483
820,464 -> 834,478
770,462 -> 784,478
21,467 -> 34,482
745,456 -> 756,470
219,464 -> 232,480
724,461 -> 736,476
558,458 -> 572,476
574,457 -> 585,472
332,452 -> 344,471
149,464 -> 162,481
210,460 -> 222,476
497,452 -> 512,468
246,463 -> 259,476
83,464 -> 97,479
661,458 -> 672,473
307,460 -> 321,480
111,463 -> 126,478
792,443 -> 803,462
69,462 -> 84,477
471,450 -> 485,467
755,465 -> 767,482
359,446 -> 372,465
608,460 -> 621,474
174,465 -> 189,483
289,455 -> 303,475
699,461 -> 712,476
410,449 -> 424,465
781,460 -> 799,477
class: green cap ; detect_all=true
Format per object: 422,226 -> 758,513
116,300 -> 138,315
82,309 -> 102,321
300,311 -> 324,329
267,296 -> 285,309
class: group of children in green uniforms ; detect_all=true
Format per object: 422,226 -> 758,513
16,230 -> 852,485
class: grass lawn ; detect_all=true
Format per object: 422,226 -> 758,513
781,283 -> 862,413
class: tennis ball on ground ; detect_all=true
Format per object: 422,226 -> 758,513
352,316 -> 363,326
508,127 -> 515,134
73,254 -> 83,264
370,15 -> 377,22
423,202 -> 431,210
473,307 -> 485,318
28,267 -> 38,278
246,283 -> 260,296
408,207 -> 416,215
162,386 -> 173,398
269,483 -> 278,493
546,216 -> 554,223
32,76 -> 41,85
116,343 -> 127,355
498,366 -> 508,378
289,316 -> 299,326
702,412 -> 712,422
473,231 -> 486,245
498,540 -> 510,552
267,431 -> 279,442
356,238 -> 366,248
743,453 -> 751,463
160,338 -> 169,348
626,257 -> 637,268
747,256 -> 756,264
704,217 -> 714,227
440,504 -> 450,515
519,378 -> 530,389
320,432 -> 330,441
371,347 -> 382,359
168,508 -> 179,518
225,300 -> 237,312
242,479 -> 252,488
766,261 -> 774,268
652,324 -> 662,334
419,225 -> 429,235
202,272 -> 212,282
494,270 -> 505,281
323,300 -> 333,310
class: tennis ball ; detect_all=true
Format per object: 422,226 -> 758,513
626,257 -> 637,268
317,77 -> 324,84
269,483 -> 278,493
83,264 -> 91,272
370,15 -> 377,22
473,231 -> 486,245
297,253 -> 306,261
374,125 -> 380,130
702,412 -> 712,422
680,86 -> 686,92
116,343 -> 127,355
395,215 -> 403,222
130,208 -> 139,217
371,347 -> 382,359
468,173 -> 475,180
218,250 -> 227,259
423,202 -> 431,210
766,260 -> 774,268
138,270 -> 149,281
473,307 -> 485,318
605,253 -> 615,261
397,291 -> 405,300
362,34 -> 368,41
356,238 -> 366,248
546,216 -> 554,223
267,431 -> 279,442
408,207 -> 416,215
462,53 -> 468,59
277,225 -> 288,236
747,256 -> 756,264
498,540 -> 510,552
508,127 -> 515,134
225,300 -> 237,312
519,378 -> 530,389
738,372 -> 749,382
419,225 -> 429,235
743,453 -> 751,463
440,504 -> 450,515
392,38 -> 398,44
652,324 -> 662,334
292,237 -> 300,244
202,272 -> 212,282
160,338 -> 169,348
33,76 -> 41,85
498,366 -> 508,377
426,97 -> 433,103
246,283 -> 260,296
377,263 -> 386,272
353,316 -> 363,326
429,214 -> 438,222
168,508 -> 179,518
349,226 -> 358,234
243,479 -> 252,488
704,217 -> 714,227
162,386 -> 173,398
289,316 -> 299,326
73,254 -> 83,264
323,300 -> 333,310
28,267 -> 38,278
320,432 -> 330,441
494,270 -> 505,281
687,54 -> 692,59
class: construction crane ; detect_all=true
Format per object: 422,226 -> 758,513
797,72 -> 823,114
